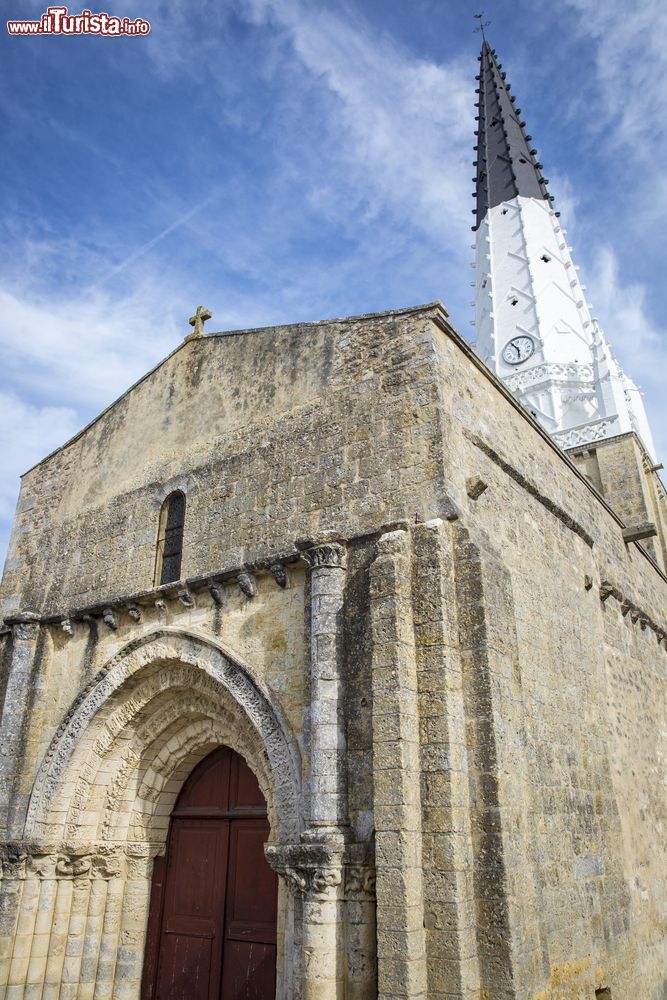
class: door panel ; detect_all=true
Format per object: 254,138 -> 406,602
155,820 -> 228,1000
143,748 -> 278,1000
224,820 -> 278,945
221,818 -> 277,998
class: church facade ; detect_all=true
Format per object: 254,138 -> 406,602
0,41 -> 665,1000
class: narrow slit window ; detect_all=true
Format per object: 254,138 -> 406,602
155,491 -> 186,586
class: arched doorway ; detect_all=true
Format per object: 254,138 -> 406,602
142,746 -> 278,999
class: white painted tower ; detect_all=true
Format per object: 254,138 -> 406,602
472,41 -> 657,459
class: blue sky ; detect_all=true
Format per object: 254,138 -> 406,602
1,0 -> 666,566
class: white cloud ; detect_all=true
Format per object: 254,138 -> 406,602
0,393 -> 80,529
564,0 -> 667,155
585,246 -> 667,459
238,0 -> 473,243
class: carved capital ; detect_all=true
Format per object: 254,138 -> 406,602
344,866 -> 377,900
310,868 -> 342,895
265,841 -> 344,898
56,855 -> 92,878
1,851 -> 28,879
3,846 -> 128,881
302,542 -> 347,571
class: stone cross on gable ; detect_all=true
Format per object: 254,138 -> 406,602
186,305 -> 212,340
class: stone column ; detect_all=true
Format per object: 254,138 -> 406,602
369,528 -> 428,1000
0,614 -> 42,839
266,841 -> 345,1000
301,540 -> 348,833
298,541 -> 349,998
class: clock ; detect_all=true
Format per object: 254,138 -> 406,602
502,336 -> 535,365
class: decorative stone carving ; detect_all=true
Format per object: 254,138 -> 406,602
126,604 -> 142,622
344,866 -> 377,900
311,868 -> 342,894
282,866 -> 309,894
25,629 -> 302,844
302,542 -> 347,570
186,304 -> 212,340
102,608 -> 118,630
270,562 -> 288,588
505,361 -> 594,394
178,588 -> 195,607
61,618 -> 74,636
265,840 -> 347,898
237,572 -> 256,598
3,847 -> 128,881
56,854 -> 92,878
208,583 -> 224,606
1,851 -> 27,879
155,599 -> 167,612
552,417 -> 618,450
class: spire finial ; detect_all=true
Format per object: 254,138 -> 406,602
473,11 -> 491,42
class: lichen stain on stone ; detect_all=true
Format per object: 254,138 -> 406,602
533,955 -> 596,999
267,630 -> 287,654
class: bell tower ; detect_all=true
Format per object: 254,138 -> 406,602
472,40 -> 657,461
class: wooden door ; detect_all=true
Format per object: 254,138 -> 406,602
142,747 -> 278,1000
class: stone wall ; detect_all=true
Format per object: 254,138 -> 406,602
0,307 -> 448,619
0,302 -> 665,999
568,433 -> 667,571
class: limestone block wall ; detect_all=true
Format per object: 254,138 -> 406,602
568,433 -> 667,571
0,306 -> 449,620
0,301 -> 664,999
425,321 -> 666,999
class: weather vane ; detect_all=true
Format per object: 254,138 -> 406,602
473,12 -> 491,41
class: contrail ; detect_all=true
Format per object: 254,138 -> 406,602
92,193 -> 217,286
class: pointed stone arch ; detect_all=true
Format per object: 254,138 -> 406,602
25,628 -> 303,848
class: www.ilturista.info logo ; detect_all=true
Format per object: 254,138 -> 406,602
7,6 -> 150,35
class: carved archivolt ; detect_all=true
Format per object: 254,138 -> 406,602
25,629 -> 303,846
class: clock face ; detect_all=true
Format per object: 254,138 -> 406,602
502,336 -> 535,365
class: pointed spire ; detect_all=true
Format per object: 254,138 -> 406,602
474,41 -> 551,230
472,41 -> 658,462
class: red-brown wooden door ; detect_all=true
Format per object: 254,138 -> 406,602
142,747 -> 278,1000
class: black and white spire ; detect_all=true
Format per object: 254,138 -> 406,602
472,40 -> 656,458
474,42 -> 551,229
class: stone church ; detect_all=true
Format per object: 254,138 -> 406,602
0,39 -> 665,1000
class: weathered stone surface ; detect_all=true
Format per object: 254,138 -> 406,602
0,304 -> 664,999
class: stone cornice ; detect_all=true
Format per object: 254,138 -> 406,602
2,520 -> 412,632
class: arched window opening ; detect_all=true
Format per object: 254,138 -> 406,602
155,491 -> 186,586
